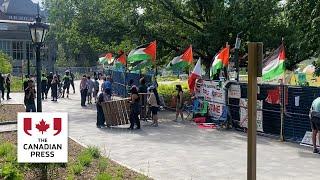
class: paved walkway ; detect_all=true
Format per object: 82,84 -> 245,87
2,82 -> 320,180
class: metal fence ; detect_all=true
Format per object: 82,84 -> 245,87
228,82 -> 318,143
105,70 -> 153,97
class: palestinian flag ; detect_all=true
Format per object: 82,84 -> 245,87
99,53 -> 114,65
262,44 -> 286,81
210,46 -> 230,78
188,58 -> 201,93
167,45 -> 193,69
129,60 -> 152,71
114,52 -> 127,69
128,41 -> 157,64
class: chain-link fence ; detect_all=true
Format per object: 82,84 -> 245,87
228,82 -> 318,142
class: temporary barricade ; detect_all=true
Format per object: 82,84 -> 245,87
102,99 -> 131,126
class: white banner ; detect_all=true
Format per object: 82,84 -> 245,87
239,98 -> 263,132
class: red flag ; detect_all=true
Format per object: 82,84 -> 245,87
143,40 -> 157,63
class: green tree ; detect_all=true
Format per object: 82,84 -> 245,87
56,44 -> 76,67
0,51 -> 12,74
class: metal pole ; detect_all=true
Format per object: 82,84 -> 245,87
235,32 -> 242,82
27,50 -> 30,76
247,42 -> 258,180
280,80 -> 285,141
36,44 -> 42,112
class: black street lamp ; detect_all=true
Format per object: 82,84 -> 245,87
28,5 -> 49,112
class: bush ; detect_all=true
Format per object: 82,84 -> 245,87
0,51 -> 12,74
157,81 -> 191,106
0,163 -> 23,179
11,76 -> 24,92
0,142 -> 16,161
95,172 -> 113,180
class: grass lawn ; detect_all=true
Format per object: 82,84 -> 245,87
0,131 -> 150,180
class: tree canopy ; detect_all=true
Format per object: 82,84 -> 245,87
45,0 -> 320,70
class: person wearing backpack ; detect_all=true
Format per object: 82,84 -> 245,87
147,86 -> 160,127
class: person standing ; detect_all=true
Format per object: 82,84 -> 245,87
174,84 -> 184,122
62,71 -> 71,98
51,75 -> 59,101
47,72 -> 53,98
129,86 -> 141,130
41,73 -> 48,100
5,73 -> 11,100
310,97 -> 320,153
70,71 -> 75,94
93,77 -> 99,103
80,75 -> 88,107
102,76 -> 112,96
0,73 -> 5,100
96,89 -> 106,128
87,76 -> 94,104
147,86 -> 160,127
24,80 -> 36,112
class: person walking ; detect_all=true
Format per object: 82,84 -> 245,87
5,73 -> 11,100
46,72 -> 53,98
128,86 -> 141,130
62,71 -> 71,98
96,89 -> 107,128
41,73 -> 48,100
80,75 -> 88,107
147,86 -> 160,127
310,97 -> 320,153
51,75 -> 59,101
174,84 -> 184,122
24,80 -> 36,112
70,71 -> 75,94
87,76 -> 94,104
93,77 -> 99,103
0,73 -> 5,100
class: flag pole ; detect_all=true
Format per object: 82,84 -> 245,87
124,53 -> 128,97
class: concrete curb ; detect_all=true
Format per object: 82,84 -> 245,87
68,136 -> 153,179
0,121 -> 17,125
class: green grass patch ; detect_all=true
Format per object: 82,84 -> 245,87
98,158 -> 109,172
70,163 -> 84,175
0,142 -> 16,162
0,162 -> 23,180
95,172 -> 113,180
78,151 -> 93,167
87,146 -> 100,159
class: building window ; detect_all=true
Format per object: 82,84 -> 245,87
0,40 -> 12,56
12,41 -> 23,60
26,42 -> 34,60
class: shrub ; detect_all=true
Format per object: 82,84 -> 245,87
158,81 -> 191,106
98,158 -> 109,172
0,162 -> 23,179
87,146 -> 100,159
95,172 -> 113,180
70,163 -> 83,175
78,151 -> 93,167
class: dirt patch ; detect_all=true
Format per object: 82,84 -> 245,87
0,104 -> 25,122
0,131 -> 151,180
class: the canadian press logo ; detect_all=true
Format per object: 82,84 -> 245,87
18,113 -> 68,163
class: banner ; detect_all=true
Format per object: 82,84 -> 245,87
239,98 -> 263,132
228,84 -> 241,98
195,80 -> 227,121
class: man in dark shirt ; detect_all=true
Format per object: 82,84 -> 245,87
0,73 -> 5,100
5,73 -> 11,100
70,71 -> 75,94
96,90 -> 106,128
24,80 -> 36,112
41,73 -> 48,99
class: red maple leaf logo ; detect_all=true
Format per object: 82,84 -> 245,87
36,119 -> 50,134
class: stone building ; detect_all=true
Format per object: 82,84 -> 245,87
0,0 -> 56,75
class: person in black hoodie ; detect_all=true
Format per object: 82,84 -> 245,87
5,73 -> 11,100
41,73 -> 48,99
0,73 -> 4,100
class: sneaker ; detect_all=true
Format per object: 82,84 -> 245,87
313,149 -> 319,153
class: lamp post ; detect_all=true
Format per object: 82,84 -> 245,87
28,5 -> 49,112
235,31 -> 242,82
